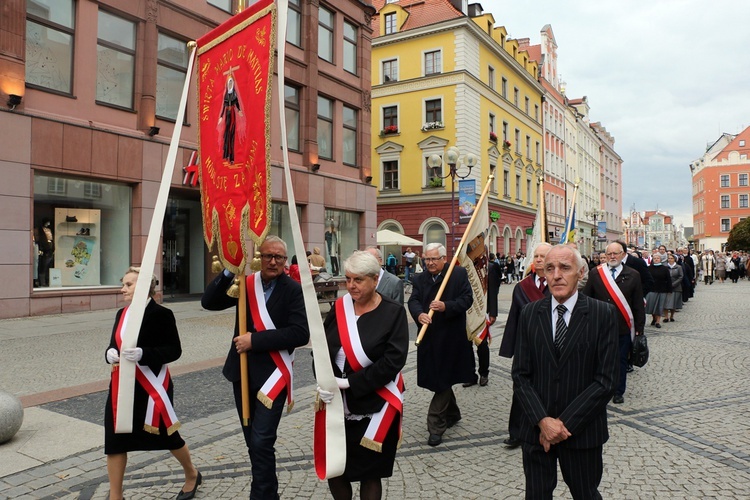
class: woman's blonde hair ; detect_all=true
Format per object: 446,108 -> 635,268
122,266 -> 158,297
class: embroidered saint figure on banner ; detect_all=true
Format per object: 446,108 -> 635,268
218,75 -> 245,164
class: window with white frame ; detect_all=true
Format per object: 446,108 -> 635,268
501,77 -> 507,98
526,178 -> 532,203
317,96 -> 333,160
720,174 -> 730,187
384,13 -> 396,34
514,129 -> 520,153
424,50 -> 441,75
524,96 -> 530,114
721,218 -> 731,232
740,173 -> 748,186
343,20 -> 357,74
741,194 -> 749,208
343,105 -> 357,166
534,104 -> 539,121
96,10 -> 136,109
526,135 -> 531,158
502,122 -> 508,142
284,84 -> 300,151
488,66 -> 495,90
489,113 -> 495,133
287,0 -> 302,46
503,170 -> 510,197
383,105 -> 398,129
515,174 -> 521,200
425,99 -> 442,124
156,32 -> 189,121
513,87 -> 519,106
383,160 -> 399,190
318,7 -> 334,63
382,59 -> 398,82
425,157 -> 442,187
721,194 -> 730,208
26,0 -> 75,94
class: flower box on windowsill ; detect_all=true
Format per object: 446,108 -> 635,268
489,133 -> 498,143
502,140 -> 512,150
422,121 -> 445,132
379,126 -> 399,137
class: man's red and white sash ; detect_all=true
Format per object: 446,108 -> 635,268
335,294 -> 404,452
597,265 -> 635,341
111,305 -> 180,435
475,316 -> 491,344
247,273 -> 295,411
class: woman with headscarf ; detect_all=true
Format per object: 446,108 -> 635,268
645,253 -> 671,329
729,252 -> 742,283
663,254 -> 684,322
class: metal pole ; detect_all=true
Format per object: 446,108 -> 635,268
450,165 -> 456,256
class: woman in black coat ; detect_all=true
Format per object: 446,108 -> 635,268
105,267 -> 200,500
318,251 -> 409,500
644,254 -> 671,328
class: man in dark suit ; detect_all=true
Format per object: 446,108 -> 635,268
623,243 -> 654,296
201,236 -> 309,499
513,244 -> 618,499
408,243 -> 474,447
582,241 -> 645,405
498,242 -> 551,448
365,246 -> 404,304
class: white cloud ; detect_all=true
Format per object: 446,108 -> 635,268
481,0 -> 750,227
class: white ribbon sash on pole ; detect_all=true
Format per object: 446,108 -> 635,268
115,44 -> 197,433
274,0 -> 346,478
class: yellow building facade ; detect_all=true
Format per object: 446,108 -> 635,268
371,2 -> 544,257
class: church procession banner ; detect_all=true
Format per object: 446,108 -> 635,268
196,0 -> 276,274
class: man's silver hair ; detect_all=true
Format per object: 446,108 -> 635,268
365,245 -> 383,260
262,235 -> 288,254
424,242 -> 446,257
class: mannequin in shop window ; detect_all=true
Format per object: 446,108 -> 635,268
325,223 -> 340,276
38,218 -> 55,287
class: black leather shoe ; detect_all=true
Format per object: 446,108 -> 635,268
612,395 -> 624,404
503,437 -> 521,449
446,415 -> 461,428
626,365 -> 634,373
654,323 -> 661,328
428,434 -> 442,446
479,376 -> 488,386
176,471 -> 202,500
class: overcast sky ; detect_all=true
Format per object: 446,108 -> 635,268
482,0 -> 750,228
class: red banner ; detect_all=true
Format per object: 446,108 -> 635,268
196,0 -> 275,273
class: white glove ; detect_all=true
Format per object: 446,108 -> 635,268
316,386 -> 334,404
106,348 -> 120,364
121,347 -> 143,362
335,377 -> 350,390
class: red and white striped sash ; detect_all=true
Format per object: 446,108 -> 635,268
111,305 -> 180,435
247,273 -> 295,411
598,265 -> 635,341
336,294 -> 404,452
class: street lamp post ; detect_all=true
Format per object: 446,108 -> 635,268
428,147 -> 477,255
585,208 -> 606,253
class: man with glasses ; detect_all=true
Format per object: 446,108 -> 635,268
201,235 -> 309,498
408,243 -> 474,446
582,242 -> 645,405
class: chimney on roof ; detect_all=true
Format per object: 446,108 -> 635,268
468,3 -> 483,17
517,37 -> 530,50
449,0 -> 468,15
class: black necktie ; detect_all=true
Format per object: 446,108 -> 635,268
554,304 -> 568,352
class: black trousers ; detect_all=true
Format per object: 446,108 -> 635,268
522,442 -> 603,500
427,388 -> 461,435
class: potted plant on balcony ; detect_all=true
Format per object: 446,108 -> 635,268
380,125 -> 399,137
503,139 -> 511,150
428,177 -> 443,188
489,131 -> 498,143
422,121 -> 444,132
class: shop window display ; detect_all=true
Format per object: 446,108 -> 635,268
33,173 -> 131,289
324,209 -> 359,276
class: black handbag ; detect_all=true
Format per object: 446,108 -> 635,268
631,334 -> 649,367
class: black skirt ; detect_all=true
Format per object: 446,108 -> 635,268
104,386 -> 185,455
341,416 -> 400,482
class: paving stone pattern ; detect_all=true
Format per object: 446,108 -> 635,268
0,281 -> 749,498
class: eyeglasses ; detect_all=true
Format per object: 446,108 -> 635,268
260,253 -> 287,262
424,257 -> 444,263
605,252 -> 622,257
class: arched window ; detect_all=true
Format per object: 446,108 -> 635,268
503,226 -> 512,256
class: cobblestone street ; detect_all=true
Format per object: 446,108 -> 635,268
1,280 -> 749,499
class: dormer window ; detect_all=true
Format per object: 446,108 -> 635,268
384,13 -> 396,34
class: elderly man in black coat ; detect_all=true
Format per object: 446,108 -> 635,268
408,243 -> 474,447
